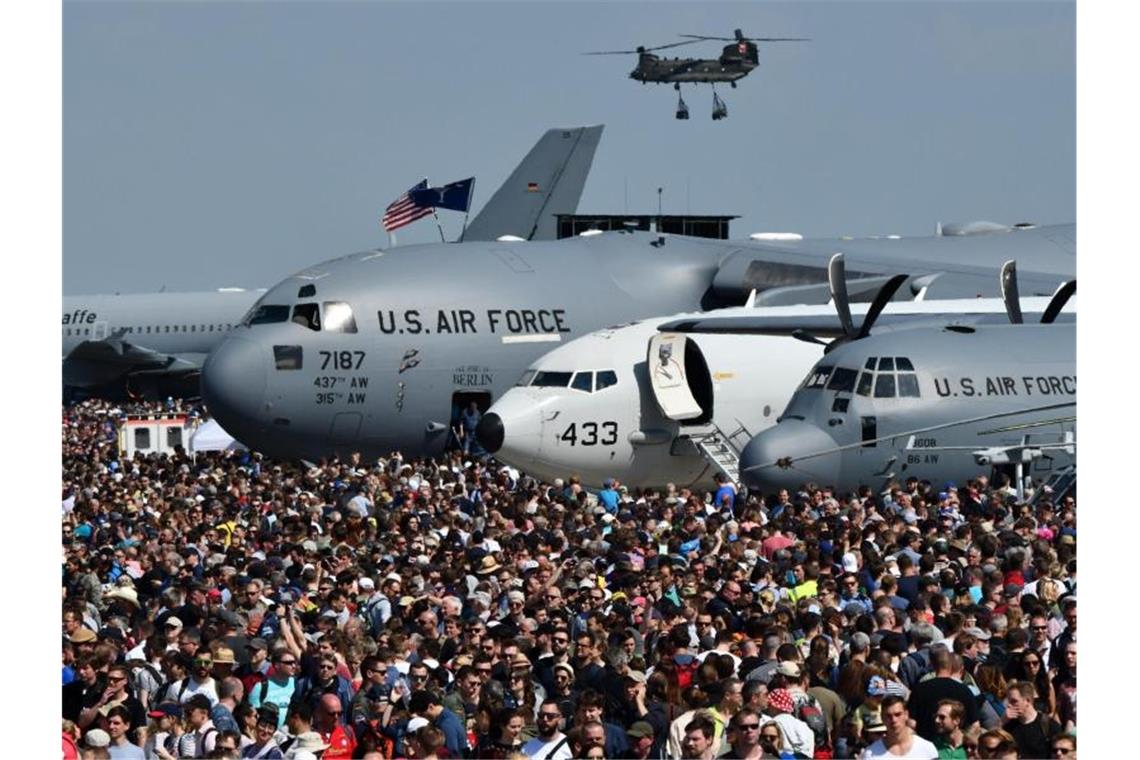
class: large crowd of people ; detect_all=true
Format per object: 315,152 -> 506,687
62,398 -> 1077,759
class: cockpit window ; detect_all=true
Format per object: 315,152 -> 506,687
802,365 -> 834,389
571,372 -> 593,392
856,371 -> 874,397
898,372 -> 920,397
864,357 -> 876,370
246,304 -> 290,326
292,303 -> 320,331
532,371 -> 572,387
877,357 -> 895,371
595,370 -> 618,391
322,302 -> 357,333
874,373 -> 896,398
896,357 -> 915,371
826,367 -> 858,393
298,284 -> 316,299
517,369 -> 536,387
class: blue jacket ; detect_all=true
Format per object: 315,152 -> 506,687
435,707 -> 469,757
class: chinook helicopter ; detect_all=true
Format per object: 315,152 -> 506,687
585,29 -> 808,120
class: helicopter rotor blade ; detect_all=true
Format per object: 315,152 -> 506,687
828,253 -> 856,338
585,39 -> 702,55
1000,260 -> 1024,324
1041,280 -> 1076,324
680,34 -> 810,42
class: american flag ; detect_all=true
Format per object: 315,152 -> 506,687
382,179 -> 433,232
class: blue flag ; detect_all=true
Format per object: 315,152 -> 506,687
411,177 -> 475,213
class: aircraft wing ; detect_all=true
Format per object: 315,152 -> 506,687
63,334 -> 204,388
659,309 -> 1073,338
463,125 -> 604,242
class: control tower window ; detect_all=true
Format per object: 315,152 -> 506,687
274,345 -> 303,371
596,370 -> 618,391
322,302 -> 358,333
571,372 -> 594,393
247,305 -> 290,326
532,371 -> 572,387
292,303 -> 321,331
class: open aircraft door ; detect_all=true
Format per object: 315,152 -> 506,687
647,333 -> 713,423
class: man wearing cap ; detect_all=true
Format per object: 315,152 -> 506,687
179,694 -> 219,758
239,638 -> 271,696
625,719 -> 657,760
143,703 -> 183,759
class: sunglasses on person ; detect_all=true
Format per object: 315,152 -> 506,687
735,721 -> 760,731
539,710 -> 561,720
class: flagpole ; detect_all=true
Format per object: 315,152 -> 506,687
431,208 -> 446,243
459,178 -> 475,242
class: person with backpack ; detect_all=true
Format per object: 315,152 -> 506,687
778,662 -> 832,759
247,651 -> 300,730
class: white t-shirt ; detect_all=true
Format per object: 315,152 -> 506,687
522,733 -> 573,760
860,733 -> 939,759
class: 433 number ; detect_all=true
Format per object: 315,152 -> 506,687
559,421 -> 618,446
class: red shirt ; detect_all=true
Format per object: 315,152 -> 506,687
320,724 -> 356,760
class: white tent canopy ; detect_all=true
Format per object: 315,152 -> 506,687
189,419 -> 247,454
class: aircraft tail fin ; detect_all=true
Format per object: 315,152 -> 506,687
463,125 -> 604,242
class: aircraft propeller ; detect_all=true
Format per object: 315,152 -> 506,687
818,253 -> 907,353
1002,259 -> 1075,325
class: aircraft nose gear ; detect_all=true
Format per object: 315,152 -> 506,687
676,92 -> 690,120
712,91 -> 728,120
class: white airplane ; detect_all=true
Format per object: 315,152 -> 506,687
478,292 -> 1074,490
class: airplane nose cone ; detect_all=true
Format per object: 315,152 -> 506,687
201,337 -> 267,440
476,412 -> 505,454
739,420 -> 840,493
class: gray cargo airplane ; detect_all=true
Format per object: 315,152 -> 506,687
476,293 -> 1073,490
201,223 -> 1076,460
63,125 -> 605,398
731,265 -> 1075,494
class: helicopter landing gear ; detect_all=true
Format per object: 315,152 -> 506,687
712,90 -> 727,120
675,91 -> 690,120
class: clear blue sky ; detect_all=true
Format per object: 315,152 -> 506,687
63,0 -> 1074,294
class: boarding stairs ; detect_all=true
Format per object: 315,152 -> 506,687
686,422 -> 752,487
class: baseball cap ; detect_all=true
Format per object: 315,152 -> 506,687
147,703 -> 183,719
85,729 -> 111,748
627,721 -> 655,739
